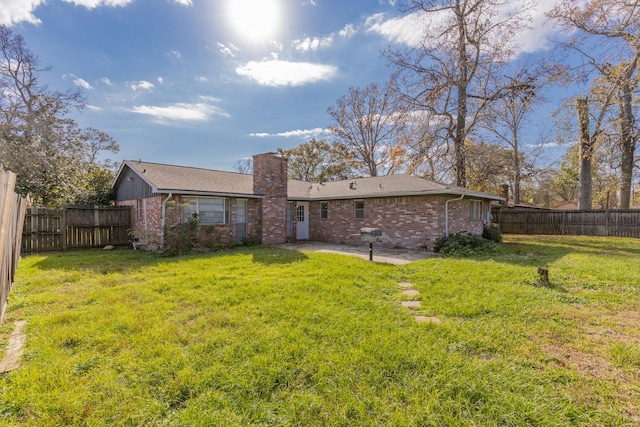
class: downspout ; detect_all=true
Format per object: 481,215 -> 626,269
445,194 -> 465,237
160,192 -> 173,247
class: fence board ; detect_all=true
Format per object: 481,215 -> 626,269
0,169 -> 29,323
492,208 -> 640,238
22,206 -> 132,253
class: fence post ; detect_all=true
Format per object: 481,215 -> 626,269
94,208 -> 100,246
61,209 -> 68,251
30,208 -> 38,252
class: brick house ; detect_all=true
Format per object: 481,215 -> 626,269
112,152 -> 503,250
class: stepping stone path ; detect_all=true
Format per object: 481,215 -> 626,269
398,282 -> 441,324
0,320 -> 27,373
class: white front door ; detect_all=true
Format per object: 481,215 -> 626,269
296,202 -> 309,240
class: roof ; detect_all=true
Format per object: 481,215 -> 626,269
551,201 -> 578,210
288,174 -> 504,201
113,159 -> 505,202
115,160 -> 259,198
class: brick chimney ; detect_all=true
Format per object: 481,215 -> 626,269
253,153 -> 288,245
499,184 -> 509,205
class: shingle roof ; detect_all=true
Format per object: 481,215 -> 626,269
121,160 -> 258,197
288,174 -> 504,201
115,160 -> 504,201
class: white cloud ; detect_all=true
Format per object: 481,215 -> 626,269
157,77 -> 164,84
250,128 -> 327,138
168,50 -> 181,59
1,0 -> 191,25
101,77 -> 113,85
236,60 -> 337,86
0,0 -> 44,26
365,12 -> 431,47
293,35 -> 334,52
512,0 -> 564,54
338,24 -> 357,39
130,101 -> 230,123
366,1 -> 565,55
217,42 -> 238,58
74,78 -> 93,90
129,80 -> 155,91
62,0 -> 133,9
293,24 -> 356,53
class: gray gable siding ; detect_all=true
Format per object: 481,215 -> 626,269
115,165 -> 156,201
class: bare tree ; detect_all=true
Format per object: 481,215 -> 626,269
479,68 -> 549,203
327,82 -> 408,177
278,138 -> 351,182
577,97 -> 593,209
232,158 -> 253,174
386,0 -> 535,187
398,108 -> 455,181
465,140 -> 514,193
549,0 -> 640,209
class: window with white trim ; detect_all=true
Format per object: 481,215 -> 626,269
182,197 -> 228,224
470,200 -> 483,220
136,199 -> 143,219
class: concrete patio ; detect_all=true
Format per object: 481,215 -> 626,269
277,241 -> 438,265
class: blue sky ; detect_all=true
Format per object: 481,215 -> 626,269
3,0 -> 569,171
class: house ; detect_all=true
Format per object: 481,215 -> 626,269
112,153 -> 504,250
551,201 -> 578,210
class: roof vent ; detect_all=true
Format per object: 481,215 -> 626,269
349,181 -> 357,190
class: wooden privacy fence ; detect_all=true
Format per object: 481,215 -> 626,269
1,169 -> 30,323
492,208 -> 640,238
22,206 -> 132,253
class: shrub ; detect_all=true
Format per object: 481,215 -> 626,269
239,235 -> 261,247
434,231 -> 498,256
162,214 -> 199,256
482,223 -> 502,243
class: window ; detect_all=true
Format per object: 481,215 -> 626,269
354,200 -> 364,219
182,197 -> 228,224
296,204 -> 305,222
470,200 -> 483,220
136,199 -> 143,220
320,202 -> 328,219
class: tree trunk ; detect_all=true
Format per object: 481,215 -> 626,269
454,6 -> 467,188
577,98 -> 592,210
618,82 -> 635,209
513,136 -> 521,204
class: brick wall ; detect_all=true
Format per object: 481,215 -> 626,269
117,195 -> 163,246
308,195 -> 485,250
119,195 -> 264,249
247,199 -> 261,239
253,153 -> 288,245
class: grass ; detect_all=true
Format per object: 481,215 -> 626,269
0,235 -> 638,426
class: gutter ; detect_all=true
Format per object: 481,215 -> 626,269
445,194 -> 465,237
160,192 -> 173,247
156,189 -> 263,199
291,189 -> 505,202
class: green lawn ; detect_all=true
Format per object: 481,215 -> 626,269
1,235 -> 638,426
